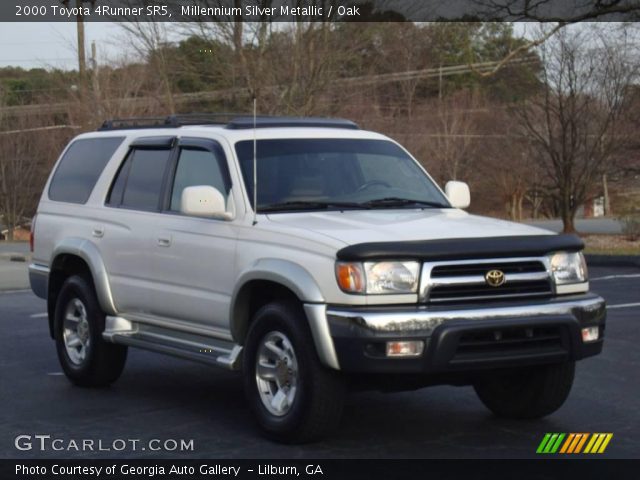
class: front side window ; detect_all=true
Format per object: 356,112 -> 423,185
170,148 -> 229,212
49,137 -> 124,204
235,138 -> 449,212
107,148 -> 171,211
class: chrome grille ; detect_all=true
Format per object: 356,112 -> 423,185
420,257 -> 553,304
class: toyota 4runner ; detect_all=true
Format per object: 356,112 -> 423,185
29,114 -> 605,442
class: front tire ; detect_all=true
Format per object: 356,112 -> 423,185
474,362 -> 575,419
243,301 -> 345,443
54,275 -> 127,387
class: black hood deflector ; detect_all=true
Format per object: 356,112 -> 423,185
336,234 -> 584,262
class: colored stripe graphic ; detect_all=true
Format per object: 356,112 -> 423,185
597,434 -> 613,453
538,433 -> 613,454
550,433 -> 565,453
573,433 -> 589,453
585,433 -> 614,454
584,434 -> 599,453
536,433 -> 552,453
536,433 -> 566,453
559,433 -> 575,453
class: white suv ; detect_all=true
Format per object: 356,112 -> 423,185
29,115 -> 605,442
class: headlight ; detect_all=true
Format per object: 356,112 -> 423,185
336,261 -> 420,294
549,251 -> 588,284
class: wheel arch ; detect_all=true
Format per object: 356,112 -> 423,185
229,260 -> 339,370
47,238 -> 116,337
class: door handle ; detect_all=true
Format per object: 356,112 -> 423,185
157,237 -> 172,247
92,227 -> 104,238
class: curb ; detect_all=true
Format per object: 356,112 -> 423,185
585,254 -> 640,268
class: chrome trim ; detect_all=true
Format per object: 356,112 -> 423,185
304,304 -> 340,370
104,315 -> 135,335
103,316 -> 243,370
28,263 -> 49,299
556,282 -> 589,295
419,256 -> 554,303
326,295 -> 605,334
428,271 -> 549,287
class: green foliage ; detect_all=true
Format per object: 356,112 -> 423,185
0,23 -> 541,108
0,66 -> 77,105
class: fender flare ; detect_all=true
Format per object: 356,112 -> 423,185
229,259 -> 340,369
51,238 -> 117,315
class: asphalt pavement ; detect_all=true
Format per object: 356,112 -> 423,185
526,218 -> 623,234
1,266 -> 638,459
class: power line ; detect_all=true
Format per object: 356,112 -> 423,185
0,125 -> 81,135
1,57 -> 538,117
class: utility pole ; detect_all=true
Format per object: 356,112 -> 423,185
61,0 -> 95,81
77,7 -> 86,78
603,173 -> 610,216
91,41 -> 103,120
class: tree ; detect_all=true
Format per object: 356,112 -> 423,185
514,25 -> 639,232
422,90 -> 483,182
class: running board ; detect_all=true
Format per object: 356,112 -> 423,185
102,316 -> 243,370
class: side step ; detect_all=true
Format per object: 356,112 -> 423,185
102,316 -> 243,370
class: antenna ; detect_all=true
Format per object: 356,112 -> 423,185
252,96 -> 258,226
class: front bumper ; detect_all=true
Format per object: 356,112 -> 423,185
324,293 -> 605,373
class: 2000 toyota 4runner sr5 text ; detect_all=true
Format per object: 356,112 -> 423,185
29,115 -> 605,442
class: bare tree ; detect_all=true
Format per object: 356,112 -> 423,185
0,103 -> 62,240
515,25 -> 639,232
423,91 -> 483,182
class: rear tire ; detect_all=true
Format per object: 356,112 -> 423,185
243,301 -> 345,443
54,275 -> 127,387
474,362 -> 575,419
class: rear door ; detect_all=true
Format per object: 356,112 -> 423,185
98,136 -> 175,315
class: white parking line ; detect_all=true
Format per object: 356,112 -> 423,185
607,302 -> 640,310
47,372 -> 64,376
29,313 -> 48,318
591,274 -> 640,281
0,289 -> 31,295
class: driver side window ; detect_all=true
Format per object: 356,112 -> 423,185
170,148 -> 228,212
356,154 -> 426,193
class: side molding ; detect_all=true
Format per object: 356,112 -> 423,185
51,238 -> 117,315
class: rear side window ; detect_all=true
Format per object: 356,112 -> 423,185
48,137 -> 124,204
107,148 -> 172,211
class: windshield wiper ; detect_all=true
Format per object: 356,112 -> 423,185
363,197 -> 449,209
259,200 -> 366,213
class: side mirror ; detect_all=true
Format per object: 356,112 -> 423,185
181,186 -> 232,220
445,181 -> 470,209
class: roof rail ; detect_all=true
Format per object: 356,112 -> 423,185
97,114 -> 359,131
98,113 -> 246,131
225,116 -> 359,130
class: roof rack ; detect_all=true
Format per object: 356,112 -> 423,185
225,116 -> 359,130
97,114 -> 359,131
98,113 -> 243,131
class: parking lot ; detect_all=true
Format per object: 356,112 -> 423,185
1,265 -> 638,459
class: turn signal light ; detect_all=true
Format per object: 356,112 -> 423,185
386,341 -> 424,357
336,262 -> 365,293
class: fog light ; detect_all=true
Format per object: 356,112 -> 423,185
386,341 -> 424,357
581,327 -> 599,343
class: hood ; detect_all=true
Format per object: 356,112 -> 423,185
265,209 -> 553,246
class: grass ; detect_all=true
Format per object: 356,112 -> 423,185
583,235 -> 640,256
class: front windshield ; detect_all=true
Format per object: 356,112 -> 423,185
235,138 -> 450,212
